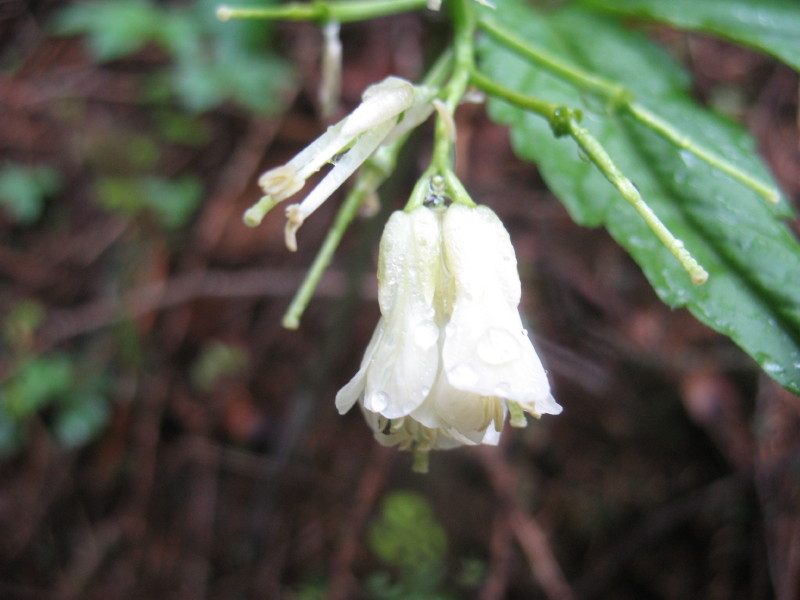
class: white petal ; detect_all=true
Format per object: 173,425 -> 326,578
361,208 -> 443,419
442,204 -> 559,415
340,77 -> 415,138
335,318 -> 386,414
443,204 -> 520,305
292,119 -> 394,223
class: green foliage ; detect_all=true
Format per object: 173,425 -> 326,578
366,491 -> 452,600
0,163 -> 62,224
479,0 -> 800,393
582,0 -> 800,71
4,355 -> 75,419
191,341 -> 249,391
0,353 -> 112,455
54,0 -> 291,113
55,0 -> 163,61
2,301 -> 45,349
95,175 -> 203,228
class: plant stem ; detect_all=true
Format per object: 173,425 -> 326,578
217,0 -> 429,23
477,15 -> 779,204
430,0 -> 476,173
568,122 -> 708,285
281,145 -> 396,329
471,70 -> 578,136
627,103 -> 779,204
479,16 -> 628,104
471,74 -> 708,284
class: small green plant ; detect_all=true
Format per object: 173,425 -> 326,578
366,490 -> 452,599
0,163 -> 62,225
54,0 -> 290,113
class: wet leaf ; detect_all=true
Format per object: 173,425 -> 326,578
582,0 -> 800,71
479,0 -> 800,392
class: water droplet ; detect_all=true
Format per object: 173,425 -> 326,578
413,321 -> 439,350
762,362 -> 784,375
448,363 -> 477,387
477,327 -> 520,365
367,391 -> 389,412
421,386 -> 431,397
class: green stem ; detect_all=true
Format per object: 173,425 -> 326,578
217,0 -> 428,23
567,122 -> 708,285
282,146 -> 396,329
430,0 -> 476,172
479,16 -> 628,104
470,74 -> 708,285
477,16 -> 779,204
471,70 -> 578,136
627,103 -> 779,204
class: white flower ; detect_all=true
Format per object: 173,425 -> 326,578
251,76 -> 435,250
336,203 -> 561,455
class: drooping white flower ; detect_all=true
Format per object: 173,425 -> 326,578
251,76 -> 435,250
336,203 -> 561,457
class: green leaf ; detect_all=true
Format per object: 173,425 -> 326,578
368,491 -> 447,574
191,341 -> 248,392
2,300 -> 46,350
95,175 -> 203,228
479,0 -> 800,392
5,355 -> 75,418
0,163 -> 61,224
582,0 -> 800,72
54,0 -> 163,62
53,393 -> 110,448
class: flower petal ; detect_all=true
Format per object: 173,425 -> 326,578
335,317 -> 386,414
360,208 -> 443,419
442,204 -> 559,415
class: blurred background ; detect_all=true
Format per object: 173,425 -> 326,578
1,1 -> 800,598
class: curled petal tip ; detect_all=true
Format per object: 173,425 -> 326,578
284,205 -> 304,252
259,165 -> 304,200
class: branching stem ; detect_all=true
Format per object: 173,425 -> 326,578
471,73 -> 708,285
217,0 -> 428,23
477,16 -> 779,204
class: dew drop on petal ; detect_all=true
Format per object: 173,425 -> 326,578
367,391 -> 389,412
413,321 -> 439,350
477,327 -> 521,365
448,362 -> 478,387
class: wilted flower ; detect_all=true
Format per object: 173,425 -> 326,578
248,76 -> 435,250
336,203 -> 561,462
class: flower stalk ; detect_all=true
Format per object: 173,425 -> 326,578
470,71 -> 709,285
477,15 -> 780,205
217,0 -> 429,24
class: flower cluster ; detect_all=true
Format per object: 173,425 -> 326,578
336,203 -> 561,457
248,76 -> 435,250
